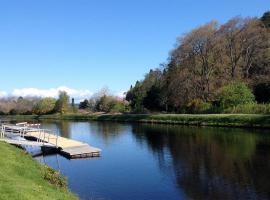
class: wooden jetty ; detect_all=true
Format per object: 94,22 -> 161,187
0,123 -> 101,159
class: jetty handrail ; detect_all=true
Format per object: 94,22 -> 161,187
0,125 -> 4,138
1,124 -> 59,148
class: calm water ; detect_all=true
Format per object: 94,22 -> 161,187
30,121 -> 270,200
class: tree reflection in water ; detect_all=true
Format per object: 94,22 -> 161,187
132,124 -> 270,200
88,122 -> 128,144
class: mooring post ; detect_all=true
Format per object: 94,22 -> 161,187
38,129 -> 41,143
0,125 -> 3,138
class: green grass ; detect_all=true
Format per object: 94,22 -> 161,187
4,113 -> 270,128
0,142 -> 77,200
93,113 -> 270,128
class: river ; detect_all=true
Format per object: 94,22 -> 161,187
31,120 -> 270,200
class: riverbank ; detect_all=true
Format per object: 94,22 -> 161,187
0,142 -> 77,200
3,113 -> 270,128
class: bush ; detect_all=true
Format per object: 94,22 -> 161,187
79,99 -> 90,109
186,99 -> 212,114
219,82 -> 255,109
43,165 -> 67,188
9,109 -> 18,115
224,103 -> 270,114
95,95 -> 130,113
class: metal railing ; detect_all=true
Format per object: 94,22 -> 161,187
1,124 -> 59,148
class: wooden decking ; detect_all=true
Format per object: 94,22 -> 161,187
1,124 -> 101,159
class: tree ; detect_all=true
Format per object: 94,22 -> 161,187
261,11 -> 270,28
15,97 -> 37,114
218,82 -> 255,109
79,99 -> 90,109
126,69 -> 164,112
34,98 -> 56,115
143,85 -> 163,111
54,91 -> 70,114
176,21 -> 220,101
95,95 -> 128,113
95,95 -> 113,112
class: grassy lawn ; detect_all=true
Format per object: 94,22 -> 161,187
3,113 -> 270,128
0,142 -> 77,200
94,113 -> 270,128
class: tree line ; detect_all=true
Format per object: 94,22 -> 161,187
0,89 -> 130,115
78,88 -> 130,113
0,91 -> 72,115
126,12 -> 270,114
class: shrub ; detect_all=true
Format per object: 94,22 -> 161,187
186,99 -> 212,114
224,103 -> 270,114
95,95 -> 130,113
9,109 -> 18,115
79,99 -> 90,109
219,82 -> 255,109
43,165 -> 67,188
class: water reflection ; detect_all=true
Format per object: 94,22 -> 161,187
41,120 -> 71,138
132,124 -> 270,200
88,122 -> 127,143
32,120 -> 270,200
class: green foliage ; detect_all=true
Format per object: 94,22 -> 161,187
143,85 -> 164,111
186,99 -> 212,114
219,82 -> 255,109
110,101 -> 130,113
96,95 -> 112,112
43,166 -> 67,188
62,113 -> 270,128
224,103 -> 270,114
79,99 -> 90,109
95,95 -> 129,113
54,91 -> 70,114
126,69 -> 164,113
34,98 -> 56,115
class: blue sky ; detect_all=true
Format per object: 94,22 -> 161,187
0,0 -> 268,100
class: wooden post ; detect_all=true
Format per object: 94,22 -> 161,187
0,125 -> 3,138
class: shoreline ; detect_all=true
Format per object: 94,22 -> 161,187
2,113 -> 270,129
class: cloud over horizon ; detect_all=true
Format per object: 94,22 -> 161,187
0,86 -> 127,102
0,86 -> 93,102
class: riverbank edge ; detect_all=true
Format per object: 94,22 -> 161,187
3,113 -> 270,129
0,142 -> 77,200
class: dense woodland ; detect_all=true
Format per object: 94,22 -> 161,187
126,12 -> 270,113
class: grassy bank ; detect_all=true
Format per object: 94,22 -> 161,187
0,142 -> 77,200
4,113 -> 270,128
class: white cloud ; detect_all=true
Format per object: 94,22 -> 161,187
4,86 -> 92,103
116,90 -> 127,99
0,91 -> 8,98
0,86 -> 126,102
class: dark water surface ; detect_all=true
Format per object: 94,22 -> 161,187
33,121 -> 270,200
